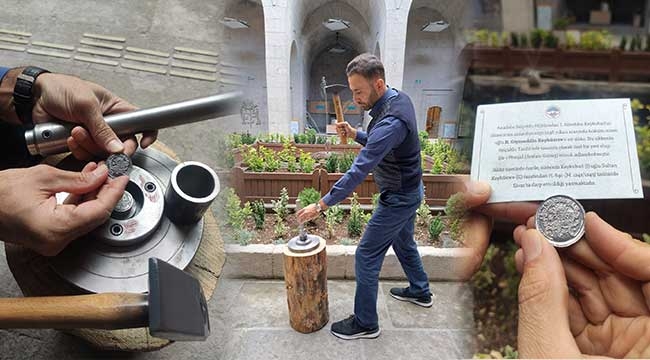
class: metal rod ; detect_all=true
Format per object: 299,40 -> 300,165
25,91 -> 243,156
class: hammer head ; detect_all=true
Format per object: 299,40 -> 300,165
148,258 -> 210,341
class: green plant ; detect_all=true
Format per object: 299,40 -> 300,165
371,192 -> 380,213
580,30 -> 611,50
646,35 -> 650,51
273,238 -> 286,245
243,146 -> 265,172
347,193 -> 365,237
423,139 -> 462,174
428,214 -> 444,241
273,220 -> 289,239
224,188 -> 252,230
250,200 -> 266,230
271,187 -> 289,222
643,233 -> 650,243
338,151 -> 355,172
488,31 -> 500,47
542,31 -> 559,48
260,146 -> 281,172
305,128 -> 317,144
530,29 -> 545,48
298,151 -> 316,173
325,153 -> 339,173
510,32 -> 519,48
474,29 -> 489,46
519,33 -> 529,48
298,187 -> 320,207
325,205 -> 344,239
445,192 -> 467,243
340,237 -> 355,246
566,32 -> 577,49
620,36 -> 628,50
416,199 -> 432,226
553,17 -> 570,30
235,229 -> 254,245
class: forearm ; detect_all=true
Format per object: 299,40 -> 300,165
0,66 -> 25,125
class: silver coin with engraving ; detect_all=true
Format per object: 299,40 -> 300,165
106,153 -> 132,178
535,195 -> 585,248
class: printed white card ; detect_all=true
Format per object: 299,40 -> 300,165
471,99 -> 644,203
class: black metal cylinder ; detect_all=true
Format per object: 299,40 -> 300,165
164,161 -> 220,225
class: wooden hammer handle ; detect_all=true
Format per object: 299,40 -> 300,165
332,93 -> 347,144
0,293 -> 148,329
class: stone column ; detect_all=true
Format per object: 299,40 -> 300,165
383,0 -> 411,90
501,0 -> 535,32
262,0 -> 291,134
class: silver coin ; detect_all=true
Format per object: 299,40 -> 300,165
106,153 -> 132,178
535,195 -> 585,248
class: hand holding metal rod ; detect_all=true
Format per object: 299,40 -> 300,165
25,91 -> 243,157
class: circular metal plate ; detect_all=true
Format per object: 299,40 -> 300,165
535,195 -> 585,248
50,148 -> 204,293
287,234 -> 321,253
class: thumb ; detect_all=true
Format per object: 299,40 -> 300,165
517,229 -> 581,358
41,164 -> 110,195
80,100 -> 124,154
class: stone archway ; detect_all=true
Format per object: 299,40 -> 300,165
403,0 -> 467,136
221,0 -> 267,133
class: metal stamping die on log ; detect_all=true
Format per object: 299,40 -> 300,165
283,223 -> 329,333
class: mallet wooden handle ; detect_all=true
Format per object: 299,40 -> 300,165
0,293 -> 148,329
332,93 -> 347,144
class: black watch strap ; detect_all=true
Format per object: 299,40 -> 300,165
13,66 -> 50,128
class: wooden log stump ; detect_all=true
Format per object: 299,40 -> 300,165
282,237 -> 328,333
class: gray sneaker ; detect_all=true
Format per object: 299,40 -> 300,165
389,287 -> 434,307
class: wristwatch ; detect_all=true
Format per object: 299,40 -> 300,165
13,66 -> 50,128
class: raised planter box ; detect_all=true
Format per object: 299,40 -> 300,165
223,244 -> 474,281
232,142 -> 362,165
229,166 -> 468,206
230,167 -> 320,204
465,45 -> 650,81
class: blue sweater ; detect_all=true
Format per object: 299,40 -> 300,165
322,87 -> 422,206
0,67 -> 9,83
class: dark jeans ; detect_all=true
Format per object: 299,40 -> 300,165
353,186 -> 430,328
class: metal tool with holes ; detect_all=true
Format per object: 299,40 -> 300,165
52,148 -> 219,294
0,258 -> 210,341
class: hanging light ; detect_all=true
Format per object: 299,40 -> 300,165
421,20 -> 449,32
323,18 -> 350,31
220,17 -> 250,29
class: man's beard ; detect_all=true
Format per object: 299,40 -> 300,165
361,88 -> 380,111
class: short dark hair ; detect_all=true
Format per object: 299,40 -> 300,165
346,53 -> 385,81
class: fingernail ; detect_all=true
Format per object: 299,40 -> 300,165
107,139 -> 124,153
468,181 -> 490,195
522,231 -> 543,263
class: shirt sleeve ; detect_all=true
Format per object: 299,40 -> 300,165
355,130 -> 368,146
0,67 -> 10,84
322,117 -> 408,206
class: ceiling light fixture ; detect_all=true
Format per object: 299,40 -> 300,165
421,20 -> 449,32
323,18 -> 350,31
220,17 -> 250,29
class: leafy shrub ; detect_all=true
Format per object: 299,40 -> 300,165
579,30 -> 611,50
422,139 -> 462,174
445,193 -> 467,242
298,187 -> 320,207
428,214 -> 444,241
347,193 -> 366,237
542,31 -> 558,48
273,220 -> 289,240
325,153 -> 338,173
298,151 -> 316,173
620,36 -> 628,50
224,188 -> 252,230
272,187 -> 289,222
325,205 -> 344,239
530,29 -> 544,48
338,152 -> 356,172
250,200 -> 265,230
519,33 -> 529,48
510,32 -> 519,48
416,199 -> 432,226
